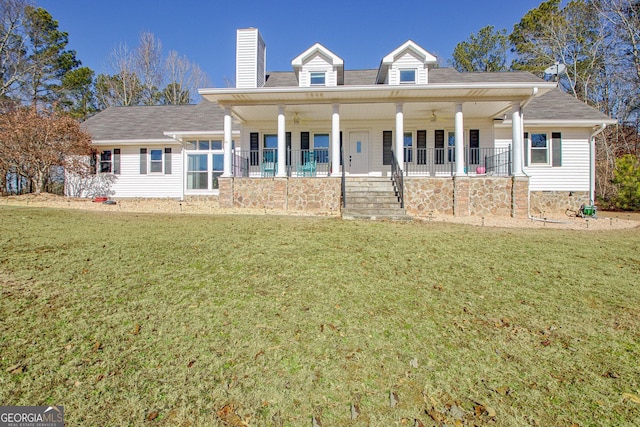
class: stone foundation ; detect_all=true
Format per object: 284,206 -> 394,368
219,177 -> 341,214
405,176 -> 529,218
215,176 -> 536,218
469,177 -> 513,217
530,191 -> 589,217
404,178 -> 454,216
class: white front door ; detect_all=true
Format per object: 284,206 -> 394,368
348,132 -> 369,174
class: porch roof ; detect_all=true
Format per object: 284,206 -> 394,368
82,101 -> 234,142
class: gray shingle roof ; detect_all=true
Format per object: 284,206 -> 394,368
429,68 -> 544,84
525,88 -> 613,122
82,101 -> 226,141
263,67 -> 546,87
83,74 -> 612,143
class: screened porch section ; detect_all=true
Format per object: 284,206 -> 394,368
230,146 -> 512,177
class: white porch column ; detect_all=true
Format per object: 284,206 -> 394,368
277,105 -> 286,177
331,103 -> 341,176
222,107 -> 233,177
511,101 -> 523,176
395,103 -> 404,168
454,103 -> 465,175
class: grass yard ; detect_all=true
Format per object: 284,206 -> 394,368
1,206 -> 639,426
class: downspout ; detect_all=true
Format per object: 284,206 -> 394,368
589,123 -> 607,204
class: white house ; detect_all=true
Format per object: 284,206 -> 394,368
76,28 -> 615,219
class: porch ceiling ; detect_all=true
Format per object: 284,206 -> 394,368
200,83 -> 555,124
224,100 -> 516,123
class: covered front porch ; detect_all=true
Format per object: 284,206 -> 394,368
200,82 -> 552,181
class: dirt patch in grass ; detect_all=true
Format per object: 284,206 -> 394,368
1,207 -> 640,425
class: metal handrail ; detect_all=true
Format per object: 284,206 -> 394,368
341,142 -> 346,209
391,150 -> 404,208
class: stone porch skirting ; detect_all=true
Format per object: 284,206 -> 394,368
212,176 -> 589,218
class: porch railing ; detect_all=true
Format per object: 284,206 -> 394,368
231,146 -> 513,178
404,147 -> 512,176
390,150 -> 404,208
232,148 -> 330,177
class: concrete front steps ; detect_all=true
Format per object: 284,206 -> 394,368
341,177 -> 412,221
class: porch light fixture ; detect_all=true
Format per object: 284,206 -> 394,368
430,111 -> 437,122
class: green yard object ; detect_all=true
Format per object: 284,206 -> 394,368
579,203 -> 597,218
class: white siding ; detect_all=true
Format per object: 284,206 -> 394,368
524,128 -> 590,191
389,52 -> 427,85
299,53 -> 337,87
104,145 -> 183,198
495,127 -> 591,191
236,28 -> 266,88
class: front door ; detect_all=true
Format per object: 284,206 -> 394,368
348,132 -> 369,174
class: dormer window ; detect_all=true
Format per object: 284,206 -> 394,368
400,69 -> 416,84
310,72 -> 326,86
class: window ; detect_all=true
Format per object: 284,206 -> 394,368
313,133 -> 329,163
404,132 -> 413,163
310,72 -> 326,86
530,133 -> 548,164
526,132 -> 562,166
139,148 -> 171,174
99,149 -> 120,174
185,139 -> 224,191
100,150 -> 112,173
400,69 -> 416,84
150,149 -> 163,173
448,131 -> 456,162
212,154 -> 223,189
187,154 -> 208,189
263,134 -> 277,162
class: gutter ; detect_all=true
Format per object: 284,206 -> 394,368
589,123 -> 607,204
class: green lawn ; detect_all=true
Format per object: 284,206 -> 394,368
1,206 -> 639,426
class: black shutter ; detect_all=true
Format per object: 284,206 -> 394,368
383,130 -> 392,165
417,130 -> 426,165
164,147 -> 172,174
435,130 -> 444,164
552,132 -> 562,167
113,149 -> 121,175
300,132 -> 310,150
523,132 -> 529,167
469,129 -> 480,164
250,132 -> 259,166
286,132 -> 292,166
90,154 -> 97,175
140,148 -> 147,174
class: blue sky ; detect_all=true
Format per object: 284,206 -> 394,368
38,0 -> 546,87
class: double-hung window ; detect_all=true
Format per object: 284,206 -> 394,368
525,132 -> 562,167
310,72 -> 326,86
530,133 -> 548,164
140,148 -> 171,174
404,132 -> 413,163
99,149 -> 120,174
313,133 -> 329,163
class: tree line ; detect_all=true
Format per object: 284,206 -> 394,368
451,0 -> 640,209
0,0 -> 210,194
